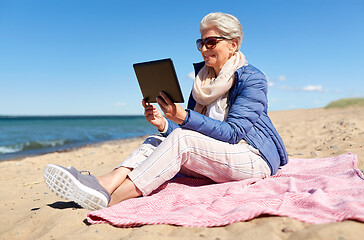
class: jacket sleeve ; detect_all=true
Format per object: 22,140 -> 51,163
161,118 -> 180,137
179,71 -> 267,144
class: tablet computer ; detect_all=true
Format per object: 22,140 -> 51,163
133,58 -> 184,103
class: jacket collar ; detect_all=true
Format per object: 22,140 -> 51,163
193,61 -> 205,76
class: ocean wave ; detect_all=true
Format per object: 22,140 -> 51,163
0,116 -> 157,160
0,139 -> 67,154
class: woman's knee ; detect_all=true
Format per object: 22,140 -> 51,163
169,128 -> 198,139
167,128 -> 209,152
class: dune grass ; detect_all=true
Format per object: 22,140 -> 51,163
325,98 -> 364,109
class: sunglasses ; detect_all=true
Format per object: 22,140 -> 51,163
196,36 -> 230,51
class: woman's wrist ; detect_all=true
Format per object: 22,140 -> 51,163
179,109 -> 190,126
158,118 -> 167,132
174,109 -> 187,125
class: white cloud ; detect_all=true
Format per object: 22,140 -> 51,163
187,72 -> 195,80
302,85 -> 323,92
278,75 -> 286,81
278,85 -> 324,92
267,81 -> 274,87
114,102 -> 126,107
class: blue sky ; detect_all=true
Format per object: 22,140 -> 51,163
1,0 -> 363,115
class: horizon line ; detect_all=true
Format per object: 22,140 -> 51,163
0,114 -> 145,118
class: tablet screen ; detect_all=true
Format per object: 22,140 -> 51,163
133,58 -> 184,103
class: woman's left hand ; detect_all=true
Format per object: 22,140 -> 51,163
156,91 -> 187,125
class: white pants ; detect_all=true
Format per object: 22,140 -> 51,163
118,128 -> 271,195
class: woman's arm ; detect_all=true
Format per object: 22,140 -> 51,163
181,71 -> 267,144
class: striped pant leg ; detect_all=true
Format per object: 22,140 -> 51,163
128,128 -> 271,196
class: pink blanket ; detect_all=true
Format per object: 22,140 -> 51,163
87,153 -> 364,227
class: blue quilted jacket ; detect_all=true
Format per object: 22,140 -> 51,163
162,62 -> 288,175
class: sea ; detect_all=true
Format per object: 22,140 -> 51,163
0,115 -> 157,161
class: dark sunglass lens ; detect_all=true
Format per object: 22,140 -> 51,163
196,39 -> 203,51
196,37 -> 222,51
205,37 -> 218,49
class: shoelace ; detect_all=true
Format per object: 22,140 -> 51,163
79,170 -> 91,175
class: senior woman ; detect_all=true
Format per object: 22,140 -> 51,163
44,12 -> 288,211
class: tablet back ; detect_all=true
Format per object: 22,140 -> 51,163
133,58 -> 184,103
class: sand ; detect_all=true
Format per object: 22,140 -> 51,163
1,107 -> 364,240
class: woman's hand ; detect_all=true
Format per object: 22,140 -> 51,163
156,91 -> 187,125
142,99 -> 166,131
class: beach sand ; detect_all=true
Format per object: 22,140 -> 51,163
1,107 -> 364,240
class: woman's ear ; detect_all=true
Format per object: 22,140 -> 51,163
229,38 -> 238,52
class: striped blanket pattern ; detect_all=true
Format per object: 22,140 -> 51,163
86,153 -> 364,227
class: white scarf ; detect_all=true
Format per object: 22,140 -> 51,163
192,51 -> 248,120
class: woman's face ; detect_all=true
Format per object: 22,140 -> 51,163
200,28 -> 237,75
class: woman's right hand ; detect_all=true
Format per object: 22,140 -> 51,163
142,99 -> 166,132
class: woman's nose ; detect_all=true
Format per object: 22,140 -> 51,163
200,44 -> 208,52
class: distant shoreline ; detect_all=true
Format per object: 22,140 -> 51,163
0,115 -> 156,162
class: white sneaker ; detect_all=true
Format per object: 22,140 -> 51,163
43,164 -> 111,211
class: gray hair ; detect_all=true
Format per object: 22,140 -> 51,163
200,12 -> 243,51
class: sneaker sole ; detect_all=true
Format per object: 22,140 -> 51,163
43,164 -> 108,211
